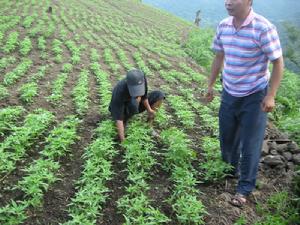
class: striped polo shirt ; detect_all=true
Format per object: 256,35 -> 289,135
212,9 -> 282,97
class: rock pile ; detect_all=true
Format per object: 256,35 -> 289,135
261,140 -> 300,171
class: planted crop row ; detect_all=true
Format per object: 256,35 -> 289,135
3,58 -> 32,86
63,120 -> 116,224
161,128 -> 207,224
48,63 -> 73,103
90,62 -> 112,114
180,88 -> 231,181
72,69 -> 90,115
0,109 -> 54,174
160,69 -> 192,85
118,120 -> 170,224
19,66 -> 47,103
0,116 -> 80,224
65,40 -> 81,65
132,51 -> 152,76
116,49 -> 133,71
168,95 -> 195,129
19,37 -> 32,56
0,56 -> 16,72
2,31 -> 19,53
103,48 -> 120,74
0,85 -> 9,100
179,63 -> 206,84
52,39 -> 64,63
0,106 -> 25,136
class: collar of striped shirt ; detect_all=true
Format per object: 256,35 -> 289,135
227,8 -> 255,29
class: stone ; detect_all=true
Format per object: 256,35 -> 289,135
279,132 -> 289,140
282,151 -> 293,161
269,141 -> 277,150
270,149 -> 278,155
288,142 -> 300,153
275,144 -> 288,153
261,140 -> 269,156
263,155 -> 284,166
287,162 -> 295,171
293,153 -> 300,164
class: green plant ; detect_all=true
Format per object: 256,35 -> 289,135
72,70 -> 90,115
0,106 -> 25,136
0,85 -> 9,100
19,82 -> 38,103
20,37 -> 32,55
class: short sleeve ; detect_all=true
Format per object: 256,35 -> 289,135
260,25 -> 282,61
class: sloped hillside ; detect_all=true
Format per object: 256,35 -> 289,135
0,0 -> 298,224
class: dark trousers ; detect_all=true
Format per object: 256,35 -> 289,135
219,88 -> 267,196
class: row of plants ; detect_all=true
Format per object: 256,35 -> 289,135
19,37 -> 32,56
19,65 -> 47,103
3,58 -> 33,86
117,49 -> 134,71
0,106 -> 25,136
52,39 -> 64,64
118,120 -> 170,224
2,31 -> 19,53
180,88 -> 231,181
22,14 -> 38,29
132,51 -> 152,76
0,56 -> 16,72
179,62 -> 206,84
103,48 -> 121,74
160,128 -> 207,224
167,95 -> 195,129
65,40 -> 81,65
0,115 -> 81,224
48,63 -> 73,103
63,120 -> 117,224
72,69 -> 90,115
90,62 -> 112,113
0,109 -> 55,174
0,16 -> 20,41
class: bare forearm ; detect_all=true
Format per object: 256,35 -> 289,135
143,99 -> 152,112
268,56 -> 284,97
116,120 -> 125,142
208,52 -> 224,88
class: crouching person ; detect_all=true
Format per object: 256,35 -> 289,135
109,69 -> 165,142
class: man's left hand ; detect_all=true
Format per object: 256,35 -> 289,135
148,109 -> 155,119
261,95 -> 275,112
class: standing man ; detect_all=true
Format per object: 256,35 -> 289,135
206,0 -> 284,207
109,69 -> 165,142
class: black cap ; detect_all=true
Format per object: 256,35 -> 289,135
126,69 -> 145,97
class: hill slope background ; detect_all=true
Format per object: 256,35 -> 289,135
0,0 -> 299,224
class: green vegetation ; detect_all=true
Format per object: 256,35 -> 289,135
183,28 -> 214,69
0,0 -> 299,224
255,191 -> 300,225
273,70 -> 300,144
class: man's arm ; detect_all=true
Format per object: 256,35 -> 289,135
142,98 -> 155,119
206,51 -> 224,102
116,120 -> 125,142
262,56 -> 284,112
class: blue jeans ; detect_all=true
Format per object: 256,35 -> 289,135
219,88 -> 267,196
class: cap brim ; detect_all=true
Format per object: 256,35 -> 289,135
128,84 -> 145,97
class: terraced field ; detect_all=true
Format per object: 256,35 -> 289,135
0,0 -> 297,224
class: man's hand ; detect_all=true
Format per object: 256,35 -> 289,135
206,87 -> 214,103
148,108 -> 155,120
261,95 -> 275,112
